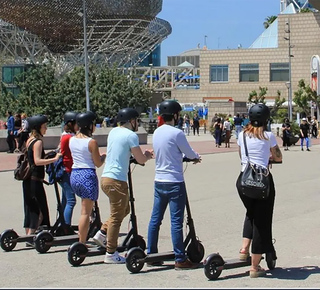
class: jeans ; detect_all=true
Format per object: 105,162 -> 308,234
300,137 -> 310,148
59,171 -> 76,225
235,125 -> 242,139
147,181 -> 187,262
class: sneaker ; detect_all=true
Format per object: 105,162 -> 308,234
307,148 -> 311,151
175,258 -> 198,270
147,261 -> 164,267
301,148 -> 304,151
104,251 -> 126,264
93,230 -> 106,248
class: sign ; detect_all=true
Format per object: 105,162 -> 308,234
310,55 -> 320,95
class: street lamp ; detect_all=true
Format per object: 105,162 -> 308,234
285,81 -> 291,120
78,0 -> 90,111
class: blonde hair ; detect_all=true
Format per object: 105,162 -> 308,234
243,124 -> 269,140
21,113 -> 27,118
30,130 -> 42,139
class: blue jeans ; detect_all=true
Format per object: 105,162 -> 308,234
59,171 -> 76,225
147,181 -> 187,262
235,125 -> 242,139
300,137 -> 310,148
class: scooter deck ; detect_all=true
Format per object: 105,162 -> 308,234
144,251 -> 175,263
223,258 -> 252,269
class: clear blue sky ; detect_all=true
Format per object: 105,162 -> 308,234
157,0 -> 280,65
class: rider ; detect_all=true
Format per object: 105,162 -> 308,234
147,100 -> 201,270
93,108 -> 153,264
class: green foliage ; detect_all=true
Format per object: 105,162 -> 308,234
270,90 -> 286,120
263,15 -> 277,29
290,121 -> 300,136
248,87 -> 268,104
293,79 -> 318,116
0,64 -> 152,125
300,8 -> 312,13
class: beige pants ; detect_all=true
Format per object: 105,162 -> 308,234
100,177 -> 130,253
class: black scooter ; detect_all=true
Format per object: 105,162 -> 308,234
125,157 -> 204,274
203,160 -> 282,280
67,157 -> 146,266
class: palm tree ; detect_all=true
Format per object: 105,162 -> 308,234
263,15 -> 277,29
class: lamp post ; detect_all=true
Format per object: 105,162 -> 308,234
284,19 -> 294,122
81,0 -> 90,111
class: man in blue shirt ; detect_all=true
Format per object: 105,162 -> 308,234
6,111 -> 15,153
147,100 -> 201,270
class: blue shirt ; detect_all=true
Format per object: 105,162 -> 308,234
7,115 -> 14,132
102,127 -> 139,182
153,124 -> 199,182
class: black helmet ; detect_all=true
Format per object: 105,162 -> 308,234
117,108 -> 139,122
159,100 -> 182,116
64,111 -> 78,124
27,115 -> 48,132
76,111 -> 96,129
249,103 -> 270,127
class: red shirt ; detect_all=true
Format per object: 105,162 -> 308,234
60,134 -> 74,173
157,115 -> 165,127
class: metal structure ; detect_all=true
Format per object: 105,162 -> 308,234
280,0 -> 315,12
0,0 -> 171,71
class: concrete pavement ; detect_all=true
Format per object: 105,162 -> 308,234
0,133 -> 320,288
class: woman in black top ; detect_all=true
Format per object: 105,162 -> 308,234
299,118 -> 310,151
192,113 -> 200,136
281,118 -> 291,151
23,115 -> 61,235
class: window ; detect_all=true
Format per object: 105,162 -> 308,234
270,63 -> 289,81
210,65 -> 228,82
239,64 -> 259,82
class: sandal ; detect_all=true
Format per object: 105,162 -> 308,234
239,249 -> 249,261
249,265 -> 266,278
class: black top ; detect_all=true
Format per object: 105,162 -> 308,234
234,117 -> 243,125
28,139 -> 45,179
300,123 -> 309,137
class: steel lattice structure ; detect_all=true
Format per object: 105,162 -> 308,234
0,0 -> 171,71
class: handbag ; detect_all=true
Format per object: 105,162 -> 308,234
240,133 -> 270,200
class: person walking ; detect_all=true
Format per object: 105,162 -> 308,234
93,108 -> 153,264
236,104 -> 282,278
281,118 -> 291,151
17,113 -> 29,152
223,117 -> 231,148
184,114 -> 191,136
192,113 -> 200,136
22,115 -> 62,236
69,111 -> 106,245
311,116 -> 318,138
147,100 -> 201,270
6,111 -> 15,153
234,113 -> 243,139
58,111 -> 79,226
299,117 -> 310,151
213,118 -> 223,148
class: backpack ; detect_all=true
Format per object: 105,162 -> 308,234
14,139 -> 37,181
45,151 -> 65,184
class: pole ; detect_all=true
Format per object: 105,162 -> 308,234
83,0 -> 90,111
287,20 -> 293,122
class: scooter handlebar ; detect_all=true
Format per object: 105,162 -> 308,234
130,156 -> 145,166
183,157 -> 201,163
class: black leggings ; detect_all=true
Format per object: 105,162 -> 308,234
236,172 -> 275,254
23,179 -> 50,230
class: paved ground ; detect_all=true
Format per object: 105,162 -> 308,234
0,132 -> 320,288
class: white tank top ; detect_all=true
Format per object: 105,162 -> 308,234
69,137 -> 95,169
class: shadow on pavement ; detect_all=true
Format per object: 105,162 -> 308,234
266,266 -> 320,280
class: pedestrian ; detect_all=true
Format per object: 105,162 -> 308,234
93,108 -> 153,264
22,115 -> 62,236
311,116 -> 318,138
223,117 -> 231,148
147,100 -> 201,270
236,103 -> 282,278
17,113 -> 29,152
184,114 -> 190,136
177,114 -> 184,130
234,113 -> 243,139
14,113 -> 22,153
281,118 -> 291,151
192,113 -> 200,136
242,113 -> 250,128
6,111 -> 15,153
58,111 -> 79,226
213,118 -> 223,147
69,111 -> 106,245
299,117 -> 310,151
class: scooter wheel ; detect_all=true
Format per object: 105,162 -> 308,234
34,231 -> 53,253
128,235 -> 146,251
67,242 -> 88,266
187,240 -> 205,263
266,251 -> 277,270
126,247 -> 146,273
203,253 -> 224,280
0,229 -> 18,252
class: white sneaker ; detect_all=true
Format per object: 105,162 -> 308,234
92,230 -> 106,248
104,251 -> 126,264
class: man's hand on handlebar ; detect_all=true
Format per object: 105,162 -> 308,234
144,149 -> 154,160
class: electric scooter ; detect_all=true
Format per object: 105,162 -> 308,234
125,157 -> 204,274
67,157 -> 146,266
203,160 -> 282,280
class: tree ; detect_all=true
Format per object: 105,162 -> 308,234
248,87 -> 268,104
263,16 -> 277,29
293,79 -> 318,116
270,90 -> 286,119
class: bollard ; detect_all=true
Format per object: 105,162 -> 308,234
276,127 -> 279,137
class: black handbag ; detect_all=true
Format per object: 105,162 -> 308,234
240,133 -> 270,200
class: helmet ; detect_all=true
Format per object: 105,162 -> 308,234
159,100 -> 182,116
76,111 -> 96,129
27,115 -> 48,132
249,103 -> 270,127
117,108 -> 139,122
64,111 -> 78,124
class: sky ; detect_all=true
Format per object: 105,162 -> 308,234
157,0 -> 280,65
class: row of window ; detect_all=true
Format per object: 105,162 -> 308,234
210,63 -> 289,83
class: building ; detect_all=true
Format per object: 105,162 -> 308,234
170,0 -> 320,121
